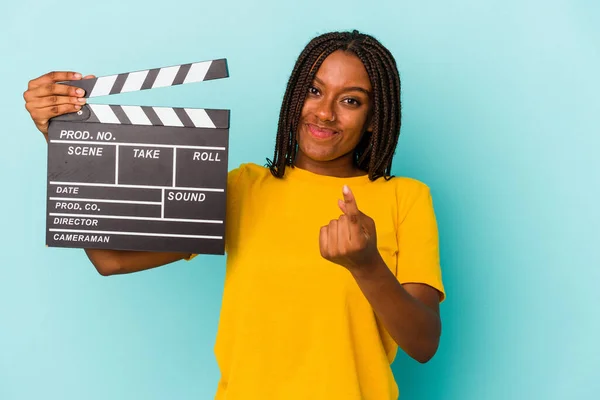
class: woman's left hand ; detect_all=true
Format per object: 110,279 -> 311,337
319,185 -> 382,273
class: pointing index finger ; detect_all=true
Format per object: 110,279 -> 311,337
342,185 -> 361,223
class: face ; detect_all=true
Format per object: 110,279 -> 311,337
295,50 -> 373,170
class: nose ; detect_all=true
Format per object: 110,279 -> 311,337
316,99 -> 336,122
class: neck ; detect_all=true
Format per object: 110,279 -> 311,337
293,152 -> 366,178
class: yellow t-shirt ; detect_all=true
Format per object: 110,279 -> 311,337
203,162 -> 445,399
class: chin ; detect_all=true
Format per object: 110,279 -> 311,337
297,131 -> 338,161
302,149 -> 337,162
298,140 -> 347,163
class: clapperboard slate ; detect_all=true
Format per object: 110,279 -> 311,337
46,59 -> 230,255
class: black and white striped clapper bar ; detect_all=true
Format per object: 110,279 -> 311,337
46,59 -> 230,255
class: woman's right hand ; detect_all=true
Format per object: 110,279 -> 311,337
23,71 -> 95,137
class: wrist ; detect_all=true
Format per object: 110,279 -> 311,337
348,253 -> 388,281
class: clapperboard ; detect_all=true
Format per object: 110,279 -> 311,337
46,59 -> 230,255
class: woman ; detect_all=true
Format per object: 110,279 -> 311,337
24,30 -> 445,399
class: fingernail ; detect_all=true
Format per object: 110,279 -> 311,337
78,98 -> 86,103
343,185 -> 350,194
76,89 -> 84,96
73,73 -> 82,79
74,105 -> 81,110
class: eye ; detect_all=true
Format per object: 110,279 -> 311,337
308,85 -> 320,96
343,97 -> 362,106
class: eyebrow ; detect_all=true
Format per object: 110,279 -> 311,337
313,76 -> 371,96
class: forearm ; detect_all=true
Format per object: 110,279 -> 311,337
350,257 -> 441,363
85,248 -> 190,276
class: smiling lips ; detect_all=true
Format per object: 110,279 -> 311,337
307,123 -> 338,139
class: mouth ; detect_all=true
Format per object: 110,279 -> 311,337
306,123 -> 338,139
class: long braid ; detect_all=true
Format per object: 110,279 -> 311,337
353,46 -> 384,176
350,47 -> 378,171
364,38 -> 402,178
362,46 -> 390,178
267,30 -> 402,181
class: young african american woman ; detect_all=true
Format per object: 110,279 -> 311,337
24,30 -> 445,400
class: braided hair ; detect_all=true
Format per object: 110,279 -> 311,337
266,30 -> 402,181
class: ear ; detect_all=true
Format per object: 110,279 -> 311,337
365,110 -> 374,133
362,108 -> 374,138
357,129 -> 373,151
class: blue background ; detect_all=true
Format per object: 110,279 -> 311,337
1,0 -> 598,399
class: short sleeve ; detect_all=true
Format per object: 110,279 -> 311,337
185,164 -> 246,261
396,183 -> 446,301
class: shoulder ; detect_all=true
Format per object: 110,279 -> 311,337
227,163 -> 275,192
228,162 -> 271,183
381,175 -> 435,217
383,175 -> 432,199
387,175 -> 430,191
